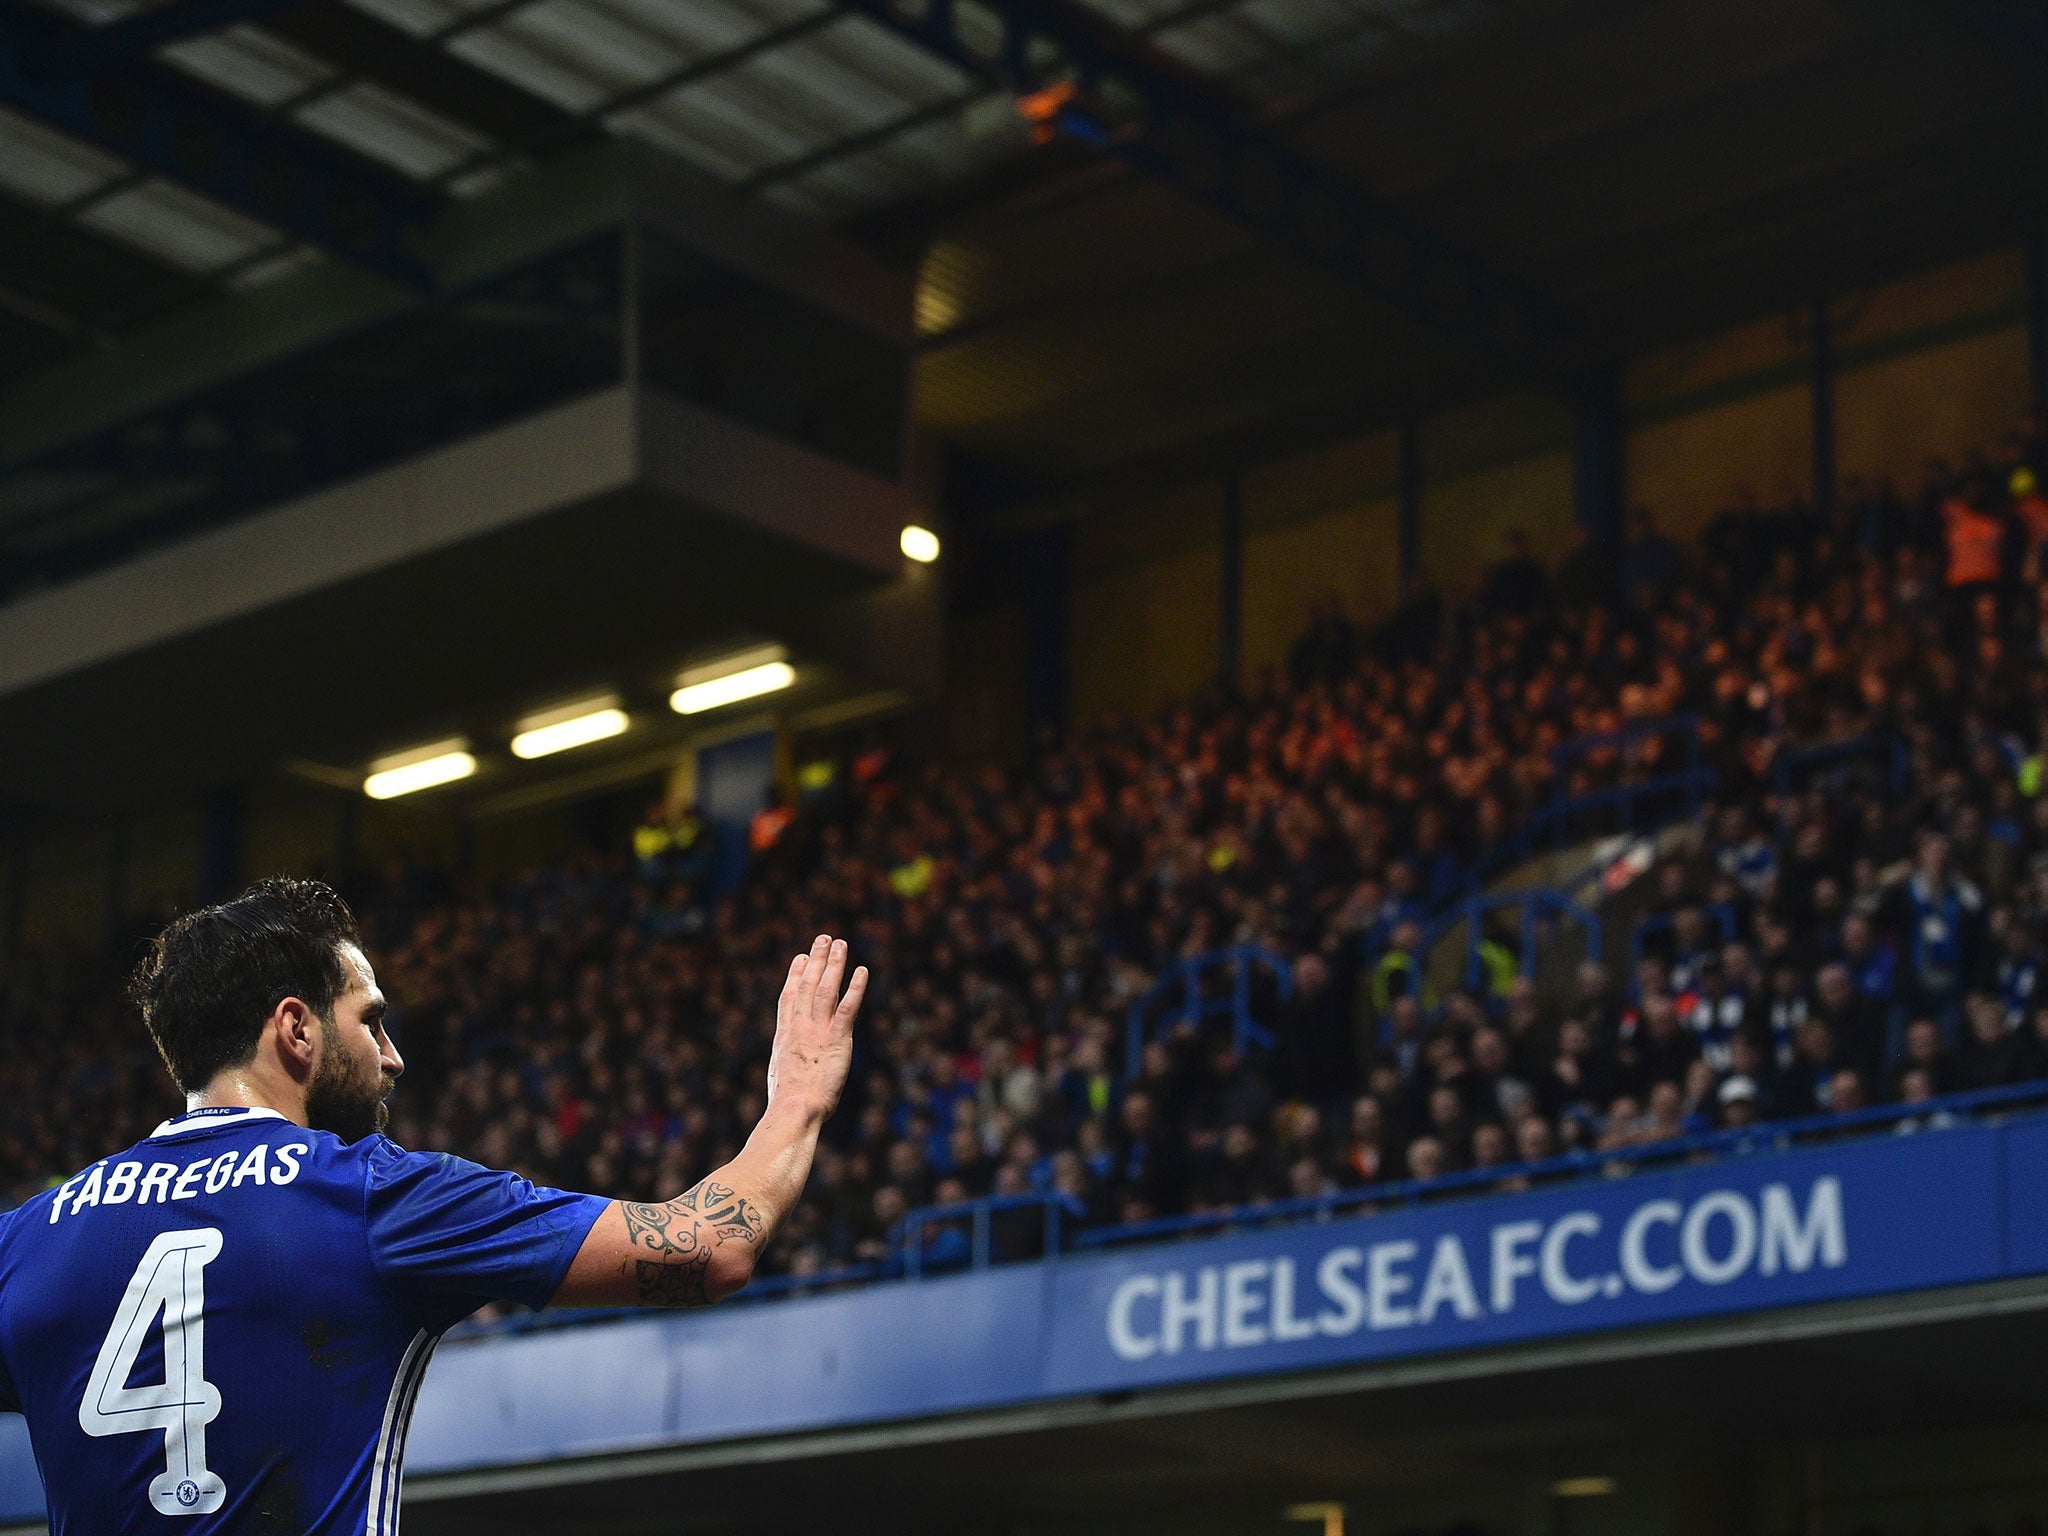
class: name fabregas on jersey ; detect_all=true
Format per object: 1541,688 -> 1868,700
45,1143 -> 310,1223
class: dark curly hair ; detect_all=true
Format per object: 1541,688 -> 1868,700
128,878 -> 361,1093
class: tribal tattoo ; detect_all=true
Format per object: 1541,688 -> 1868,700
620,1201 -> 708,1308
634,1254 -> 711,1308
621,1201 -> 702,1257
685,1180 -> 765,1243
618,1186 -> 762,1308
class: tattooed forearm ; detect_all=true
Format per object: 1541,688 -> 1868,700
635,1254 -> 711,1308
617,1193 -> 759,1308
683,1180 -> 765,1243
620,1201 -> 711,1307
621,1201 -> 702,1257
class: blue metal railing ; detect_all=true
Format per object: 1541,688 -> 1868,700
1550,713 -> 1702,772
450,1258 -> 902,1336
1484,766 -> 1720,882
1073,1077 -> 2048,1251
1123,942 -> 1294,1078
1417,886 -> 1605,999
1356,752 -> 1720,1021
1403,726 -> 1913,1006
1628,902 -> 1740,987
1774,731 -> 1909,801
734,1259 -> 892,1302
1504,714 -> 1711,872
1350,714 -> 1721,1025
447,1077 -> 2048,1339
899,1191 -> 1089,1279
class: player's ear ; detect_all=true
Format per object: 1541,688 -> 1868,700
272,996 -> 319,1079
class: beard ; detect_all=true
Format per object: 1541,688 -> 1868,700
305,1020 -> 392,1143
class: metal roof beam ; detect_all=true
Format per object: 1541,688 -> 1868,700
834,0 -> 1562,358
34,0 -> 310,68
425,9 -> 842,194
0,136 -> 631,468
262,0 -> 574,148
0,3 -> 440,290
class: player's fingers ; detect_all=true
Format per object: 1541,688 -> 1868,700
833,966 -> 869,1032
777,952 -> 807,1029
794,934 -> 828,1006
812,938 -> 848,1021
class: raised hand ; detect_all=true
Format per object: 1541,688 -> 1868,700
766,935 -> 866,1123
557,934 -> 869,1309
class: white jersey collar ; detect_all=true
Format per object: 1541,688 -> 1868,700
149,1106 -> 290,1139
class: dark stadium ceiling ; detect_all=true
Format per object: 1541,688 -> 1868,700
906,0 -> 2048,488
1,0 -> 2047,563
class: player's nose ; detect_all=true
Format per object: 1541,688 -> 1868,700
380,1034 -> 405,1079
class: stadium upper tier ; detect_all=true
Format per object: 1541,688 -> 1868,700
6,418 -> 2048,1299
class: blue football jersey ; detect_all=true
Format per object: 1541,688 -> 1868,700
0,1106 -> 607,1534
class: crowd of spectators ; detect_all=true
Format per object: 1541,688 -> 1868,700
6,420 -> 2048,1287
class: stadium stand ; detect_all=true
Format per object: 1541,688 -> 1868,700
7,416 -> 2048,1307
11,0 -> 2048,1527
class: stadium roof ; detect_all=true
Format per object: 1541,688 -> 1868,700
0,0 -> 1500,309
3,0 -> 2045,527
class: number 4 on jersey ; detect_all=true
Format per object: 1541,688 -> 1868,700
80,1229 -> 227,1517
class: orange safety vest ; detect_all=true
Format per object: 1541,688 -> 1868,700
1943,498 -> 2003,586
749,804 -> 795,852
2018,493 -> 2048,548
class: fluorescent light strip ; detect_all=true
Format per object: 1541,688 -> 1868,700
363,745 -> 475,799
510,706 -> 628,759
1550,1478 -> 1618,1499
670,660 -> 795,715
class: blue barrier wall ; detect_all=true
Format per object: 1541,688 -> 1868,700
5,1118 -> 2047,1523
1044,1125 -> 1990,1393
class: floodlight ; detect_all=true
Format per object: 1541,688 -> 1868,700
510,699 -> 629,759
670,646 -> 796,715
1550,1478 -> 1618,1498
900,525 -> 941,563
363,740 -> 476,799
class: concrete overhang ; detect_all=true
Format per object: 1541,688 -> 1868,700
0,383 -> 929,813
